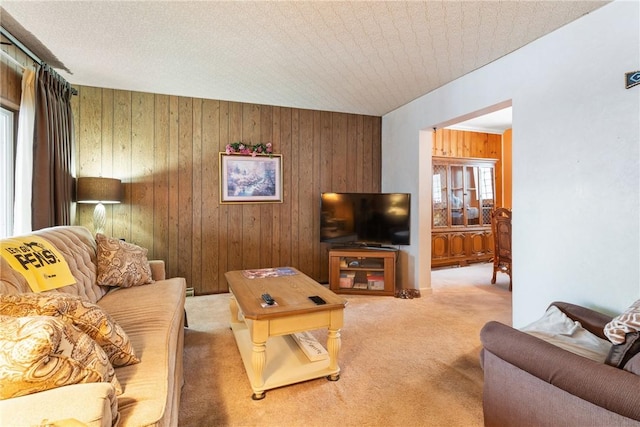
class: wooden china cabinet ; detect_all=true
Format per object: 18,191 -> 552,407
431,156 -> 497,267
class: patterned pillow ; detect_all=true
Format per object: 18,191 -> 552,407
95,233 -> 154,288
604,299 -> 640,344
0,315 -> 120,399
0,293 -> 139,367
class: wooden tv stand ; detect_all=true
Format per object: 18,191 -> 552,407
328,248 -> 397,296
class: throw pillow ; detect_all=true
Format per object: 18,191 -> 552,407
0,315 -> 121,399
0,293 -> 139,367
624,352 -> 640,375
605,331 -> 640,369
520,305 -> 612,363
95,233 -> 154,288
604,299 -> 640,344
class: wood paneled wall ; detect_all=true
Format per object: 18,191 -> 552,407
72,86 -> 381,294
432,128 -> 507,208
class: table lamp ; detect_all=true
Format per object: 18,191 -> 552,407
76,177 -> 123,234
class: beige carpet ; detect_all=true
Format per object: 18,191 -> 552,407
178,263 -> 512,426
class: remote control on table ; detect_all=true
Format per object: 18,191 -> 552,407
262,293 -> 275,305
308,295 -> 326,305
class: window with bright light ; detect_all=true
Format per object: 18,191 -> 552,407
1,107 -> 15,238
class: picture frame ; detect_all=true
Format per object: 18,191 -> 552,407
219,153 -> 283,204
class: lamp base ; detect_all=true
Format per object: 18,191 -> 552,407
93,203 -> 106,235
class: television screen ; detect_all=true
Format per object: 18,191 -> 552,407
320,192 -> 411,246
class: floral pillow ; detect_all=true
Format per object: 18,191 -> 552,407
0,293 -> 139,367
95,233 -> 154,288
0,315 -> 121,399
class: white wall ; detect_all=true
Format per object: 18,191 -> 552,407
382,0 -> 640,326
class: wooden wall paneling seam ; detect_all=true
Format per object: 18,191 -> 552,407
227,102 -> 243,274
131,92 -> 154,252
279,107 -> 292,268
100,89 -> 115,236
153,94 -> 170,270
191,98 -> 203,291
241,103 -> 261,270
312,110 -> 322,279
217,101 -> 230,292
270,106 -> 282,271
290,108 -> 300,269
200,99 -> 219,294
298,109 -> 314,276
372,116 -> 382,192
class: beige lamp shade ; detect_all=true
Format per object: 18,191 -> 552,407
76,177 -> 123,204
76,177 -> 122,234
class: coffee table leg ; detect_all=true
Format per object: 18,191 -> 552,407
326,327 -> 341,381
229,295 -> 239,324
251,321 -> 268,399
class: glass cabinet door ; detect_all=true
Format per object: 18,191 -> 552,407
477,166 -> 495,225
432,163 -> 448,227
432,158 -> 496,228
465,166 -> 480,225
450,165 -> 464,226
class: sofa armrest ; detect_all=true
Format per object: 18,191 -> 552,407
480,321 -> 640,421
551,301 -> 613,340
0,382 -> 118,427
148,260 -> 166,281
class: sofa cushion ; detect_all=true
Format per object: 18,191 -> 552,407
0,315 -> 120,399
96,234 -> 154,288
98,279 -> 186,426
0,292 -> 139,367
604,299 -> 640,345
520,305 -> 612,362
606,331 -> 640,369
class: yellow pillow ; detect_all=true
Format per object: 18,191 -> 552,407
0,315 -> 120,399
95,233 -> 154,288
0,293 -> 139,367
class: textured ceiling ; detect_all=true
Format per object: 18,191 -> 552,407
1,1 -> 608,117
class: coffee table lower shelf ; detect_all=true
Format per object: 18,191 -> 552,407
230,321 -> 340,399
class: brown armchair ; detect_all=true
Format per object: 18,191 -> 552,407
491,207 -> 512,291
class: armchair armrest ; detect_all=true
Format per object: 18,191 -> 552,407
481,321 -> 640,421
148,260 -> 166,281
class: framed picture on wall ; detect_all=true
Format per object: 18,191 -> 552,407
219,153 -> 283,204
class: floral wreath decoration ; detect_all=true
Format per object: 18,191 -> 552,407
225,141 -> 273,157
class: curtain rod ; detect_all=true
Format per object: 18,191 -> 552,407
0,26 -> 77,96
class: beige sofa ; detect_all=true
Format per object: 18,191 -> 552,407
0,226 -> 186,427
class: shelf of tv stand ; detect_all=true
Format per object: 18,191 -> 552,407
328,248 -> 397,296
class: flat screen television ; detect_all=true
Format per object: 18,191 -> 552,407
320,192 -> 411,246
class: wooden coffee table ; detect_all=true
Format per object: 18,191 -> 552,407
225,268 -> 347,400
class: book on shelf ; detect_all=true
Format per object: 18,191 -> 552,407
339,272 -> 355,288
353,282 -> 368,289
367,273 -> 385,290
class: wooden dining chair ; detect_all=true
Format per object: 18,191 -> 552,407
491,207 -> 512,291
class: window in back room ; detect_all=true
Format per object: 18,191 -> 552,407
0,106 -> 15,238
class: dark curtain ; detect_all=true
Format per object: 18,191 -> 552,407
31,64 -> 74,230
